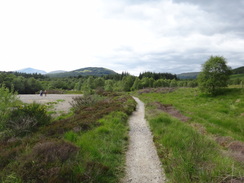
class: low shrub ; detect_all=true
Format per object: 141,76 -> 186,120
5,103 -> 51,137
0,93 -> 137,182
17,140 -> 79,183
32,140 -> 79,163
0,85 -> 19,132
71,94 -> 104,112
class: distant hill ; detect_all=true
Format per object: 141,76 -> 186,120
177,72 -> 199,79
232,66 -> 244,74
17,68 -> 47,74
177,66 -> 244,79
47,70 -> 67,74
46,67 -> 117,77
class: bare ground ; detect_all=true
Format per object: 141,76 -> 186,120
18,94 -> 82,116
123,97 -> 166,183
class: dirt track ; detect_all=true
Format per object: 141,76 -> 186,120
123,97 -> 166,183
18,94 -> 82,116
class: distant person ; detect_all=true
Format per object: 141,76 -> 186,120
40,90 -> 43,96
44,90 -> 47,96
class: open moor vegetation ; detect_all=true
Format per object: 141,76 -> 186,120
0,87 -> 136,182
135,87 -> 244,182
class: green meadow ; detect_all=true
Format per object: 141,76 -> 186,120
136,87 -> 244,182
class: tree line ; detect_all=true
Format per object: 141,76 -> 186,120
1,56 -> 242,95
0,71 -> 198,94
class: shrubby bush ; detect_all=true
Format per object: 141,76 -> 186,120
5,103 -> 51,137
71,94 -> 104,112
0,85 -> 19,131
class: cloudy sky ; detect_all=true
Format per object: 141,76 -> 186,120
0,0 -> 243,75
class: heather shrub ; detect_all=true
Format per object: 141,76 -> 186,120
6,103 -> 51,137
71,94 -> 104,112
18,140 -> 79,182
32,140 -> 79,163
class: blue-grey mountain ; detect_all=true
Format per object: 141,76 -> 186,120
17,68 -> 47,74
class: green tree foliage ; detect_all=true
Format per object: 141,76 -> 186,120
131,78 -> 141,91
94,77 -> 105,89
198,56 -> 232,95
1,69 -> 201,94
122,75 -> 135,91
139,71 -> 177,80
104,80 -> 114,92
13,76 -> 25,93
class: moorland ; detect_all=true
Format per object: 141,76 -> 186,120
0,65 -> 243,182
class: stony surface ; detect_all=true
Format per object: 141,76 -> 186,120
123,97 -> 166,183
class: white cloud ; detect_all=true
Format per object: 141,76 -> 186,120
0,0 -> 243,75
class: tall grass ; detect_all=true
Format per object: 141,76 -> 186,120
149,114 -> 241,182
64,112 -> 129,182
140,88 -> 244,141
137,87 -> 244,182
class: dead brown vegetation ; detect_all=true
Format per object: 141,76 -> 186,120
32,140 -> 79,163
150,101 -> 190,122
138,87 -> 176,94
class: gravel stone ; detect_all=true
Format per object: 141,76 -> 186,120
123,97 -> 166,183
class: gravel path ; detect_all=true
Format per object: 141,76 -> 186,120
123,97 -> 166,183
18,94 -> 82,116
19,94 -> 165,182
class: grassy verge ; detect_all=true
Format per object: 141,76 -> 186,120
64,111 -> 129,182
136,87 -> 244,182
0,92 -> 136,183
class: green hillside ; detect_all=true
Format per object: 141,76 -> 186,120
177,66 -> 244,80
47,67 -> 117,77
232,66 -> 244,74
177,72 -> 199,79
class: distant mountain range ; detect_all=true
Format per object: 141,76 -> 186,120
16,66 -> 244,79
16,67 -> 117,77
47,70 -> 67,74
46,67 -> 117,77
17,68 -> 47,74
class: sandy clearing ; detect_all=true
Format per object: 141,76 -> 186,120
18,94 -> 82,115
123,97 -> 166,183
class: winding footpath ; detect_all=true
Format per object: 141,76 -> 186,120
19,94 -> 166,182
123,97 -> 166,183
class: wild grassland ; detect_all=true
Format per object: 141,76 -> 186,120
136,87 -> 244,182
230,73 -> 244,80
139,88 -> 244,141
0,92 -> 136,183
